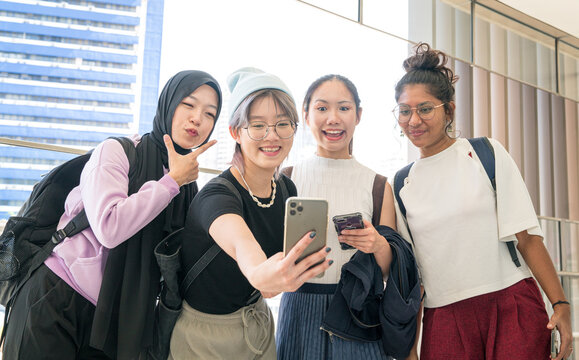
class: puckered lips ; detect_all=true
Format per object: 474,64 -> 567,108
323,128 -> 345,140
185,127 -> 199,137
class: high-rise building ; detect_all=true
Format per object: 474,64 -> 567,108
0,0 -> 164,218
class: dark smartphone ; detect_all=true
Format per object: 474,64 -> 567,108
332,212 -> 364,250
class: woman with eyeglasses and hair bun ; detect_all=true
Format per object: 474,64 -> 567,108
393,43 -> 572,360
168,68 -> 332,359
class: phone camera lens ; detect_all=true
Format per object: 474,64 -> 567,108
290,202 -> 296,208
290,210 -> 296,215
297,206 -> 303,212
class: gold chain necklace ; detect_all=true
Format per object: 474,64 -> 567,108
234,166 -> 276,208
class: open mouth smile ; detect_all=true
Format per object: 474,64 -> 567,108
323,129 -> 345,140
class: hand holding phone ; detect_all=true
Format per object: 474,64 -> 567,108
332,212 -> 364,250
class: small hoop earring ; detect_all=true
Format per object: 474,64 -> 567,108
400,129 -> 404,137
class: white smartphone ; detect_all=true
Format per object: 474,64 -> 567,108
551,327 -> 560,358
283,197 -> 328,264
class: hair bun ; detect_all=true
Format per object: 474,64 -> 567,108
403,43 -> 458,85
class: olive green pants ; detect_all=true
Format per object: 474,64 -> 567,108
168,297 -> 276,360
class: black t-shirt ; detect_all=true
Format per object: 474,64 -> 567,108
180,168 -> 297,314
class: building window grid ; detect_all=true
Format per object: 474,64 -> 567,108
0,113 -> 130,128
1,71 -> 132,89
81,59 -> 133,70
0,10 -> 137,31
0,157 -> 72,166
0,51 -> 134,70
0,30 -> 136,51
42,0 -> 136,12
0,93 -> 131,109
0,50 -> 76,64
0,178 -> 39,185
0,200 -> 28,206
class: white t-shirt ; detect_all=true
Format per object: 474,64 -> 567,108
394,138 -> 542,308
291,155 -> 377,284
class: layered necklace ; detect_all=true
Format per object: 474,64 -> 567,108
234,166 -> 276,208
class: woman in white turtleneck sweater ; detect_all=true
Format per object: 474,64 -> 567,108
276,74 -> 396,360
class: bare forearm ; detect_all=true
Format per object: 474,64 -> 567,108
235,242 -> 269,286
375,184 -> 396,275
209,214 -> 268,287
373,241 -> 392,276
516,233 -> 566,304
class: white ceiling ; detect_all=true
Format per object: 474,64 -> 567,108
500,0 -> 579,39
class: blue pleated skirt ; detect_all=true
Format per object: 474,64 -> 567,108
275,284 -> 392,360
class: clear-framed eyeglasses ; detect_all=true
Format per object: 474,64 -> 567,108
244,120 -> 297,141
392,102 -> 446,124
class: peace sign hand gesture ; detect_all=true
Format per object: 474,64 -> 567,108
164,134 -> 217,186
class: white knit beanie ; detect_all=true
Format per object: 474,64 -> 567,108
227,67 -> 294,122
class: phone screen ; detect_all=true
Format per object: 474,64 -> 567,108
332,212 -> 364,250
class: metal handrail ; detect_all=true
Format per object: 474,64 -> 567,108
558,271 -> 579,278
539,215 -> 579,226
0,136 -> 222,175
0,136 -> 86,155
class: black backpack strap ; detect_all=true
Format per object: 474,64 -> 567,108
393,163 -> 413,220
468,137 -> 496,190
111,136 -> 138,180
371,174 -> 387,227
468,137 -> 521,267
51,137 -> 137,244
51,211 -> 90,244
179,243 -> 221,296
278,174 -> 290,201
179,177 -> 243,295
280,166 -> 293,179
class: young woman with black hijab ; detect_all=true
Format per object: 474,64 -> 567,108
2,70 -> 222,360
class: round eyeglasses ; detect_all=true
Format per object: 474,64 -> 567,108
243,120 -> 297,141
392,102 -> 446,123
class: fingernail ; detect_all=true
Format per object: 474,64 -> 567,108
328,260 -> 334,266
309,231 -> 316,238
325,247 -> 331,253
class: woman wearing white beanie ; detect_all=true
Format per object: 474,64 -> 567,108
168,68 -> 333,359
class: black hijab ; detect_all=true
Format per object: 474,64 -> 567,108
90,70 -> 222,359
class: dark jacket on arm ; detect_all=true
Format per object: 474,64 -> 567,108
321,225 -> 421,359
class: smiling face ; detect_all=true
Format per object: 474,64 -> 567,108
397,83 -> 455,158
305,79 -> 361,159
233,94 -> 294,173
171,84 -> 219,149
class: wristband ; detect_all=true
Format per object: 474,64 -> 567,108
552,300 -> 570,309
